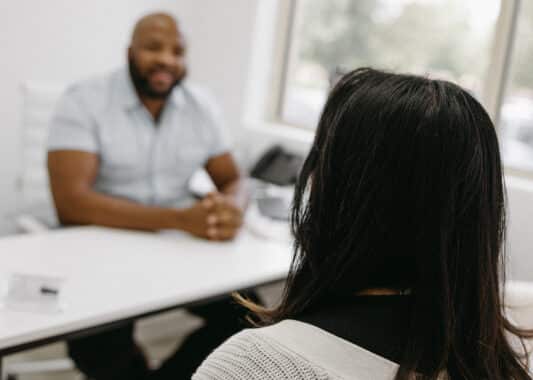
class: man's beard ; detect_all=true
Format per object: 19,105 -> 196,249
128,58 -> 183,100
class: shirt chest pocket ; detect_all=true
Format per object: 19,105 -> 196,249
172,121 -> 212,168
99,132 -> 142,182
177,145 -> 207,164
169,145 -> 208,179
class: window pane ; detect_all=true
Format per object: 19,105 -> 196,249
500,1 -> 533,171
281,0 -> 500,129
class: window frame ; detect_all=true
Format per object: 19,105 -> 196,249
268,0 -> 532,177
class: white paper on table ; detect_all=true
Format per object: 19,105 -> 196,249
0,273 -> 65,314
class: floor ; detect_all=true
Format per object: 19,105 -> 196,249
2,283 -> 284,380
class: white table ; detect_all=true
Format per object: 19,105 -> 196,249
0,226 -> 292,365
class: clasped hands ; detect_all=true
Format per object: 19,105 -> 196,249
182,192 -> 243,240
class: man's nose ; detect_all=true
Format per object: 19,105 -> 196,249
155,50 -> 176,67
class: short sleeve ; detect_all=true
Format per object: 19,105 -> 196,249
205,97 -> 230,158
189,85 -> 230,158
47,88 -> 99,153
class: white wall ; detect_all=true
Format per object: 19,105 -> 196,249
0,0 -> 259,218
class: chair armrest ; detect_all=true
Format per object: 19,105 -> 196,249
14,214 -> 51,233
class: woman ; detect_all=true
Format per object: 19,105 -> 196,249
193,68 -> 533,379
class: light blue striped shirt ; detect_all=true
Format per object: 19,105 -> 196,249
47,67 -> 229,208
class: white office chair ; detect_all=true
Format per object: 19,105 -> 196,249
3,81 -> 78,380
10,81 -> 65,233
505,281 -> 533,363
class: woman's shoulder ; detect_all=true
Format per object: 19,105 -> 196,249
192,323 -> 332,380
193,320 -> 399,380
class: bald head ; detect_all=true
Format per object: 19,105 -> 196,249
128,12 -> 187,99
131,12 -> 179,46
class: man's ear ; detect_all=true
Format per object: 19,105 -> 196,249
127,46 -> 133,60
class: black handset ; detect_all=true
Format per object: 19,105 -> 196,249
250,145 -> 303,186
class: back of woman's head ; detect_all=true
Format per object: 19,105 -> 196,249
250,68 -> 531,379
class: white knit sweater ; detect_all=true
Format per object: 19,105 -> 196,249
192,320 -> 400,380
194,284 -> 533,380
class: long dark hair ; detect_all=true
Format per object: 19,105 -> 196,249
242,68 -> 532,379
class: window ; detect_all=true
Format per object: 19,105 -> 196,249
272,0 -> 533,174
279,0 -> 501,129
500,0 -> 533,172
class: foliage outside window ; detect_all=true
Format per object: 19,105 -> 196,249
500,0 -> 533,171
281,0 -> 500,129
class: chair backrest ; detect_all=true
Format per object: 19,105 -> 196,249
17,81 -> 67,210
505,281 -> 533,367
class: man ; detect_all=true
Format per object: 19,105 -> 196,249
47,12 -> 256,380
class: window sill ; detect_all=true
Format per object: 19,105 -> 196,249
506,175 -> 533,192
241,120 -> 533,191
242,118 -> 314,156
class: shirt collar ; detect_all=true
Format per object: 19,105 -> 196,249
118,66 -> 186,110
119,67 -> 141,110
169,85 -> 186,109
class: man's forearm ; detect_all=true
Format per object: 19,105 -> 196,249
54,189 -> 183,231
